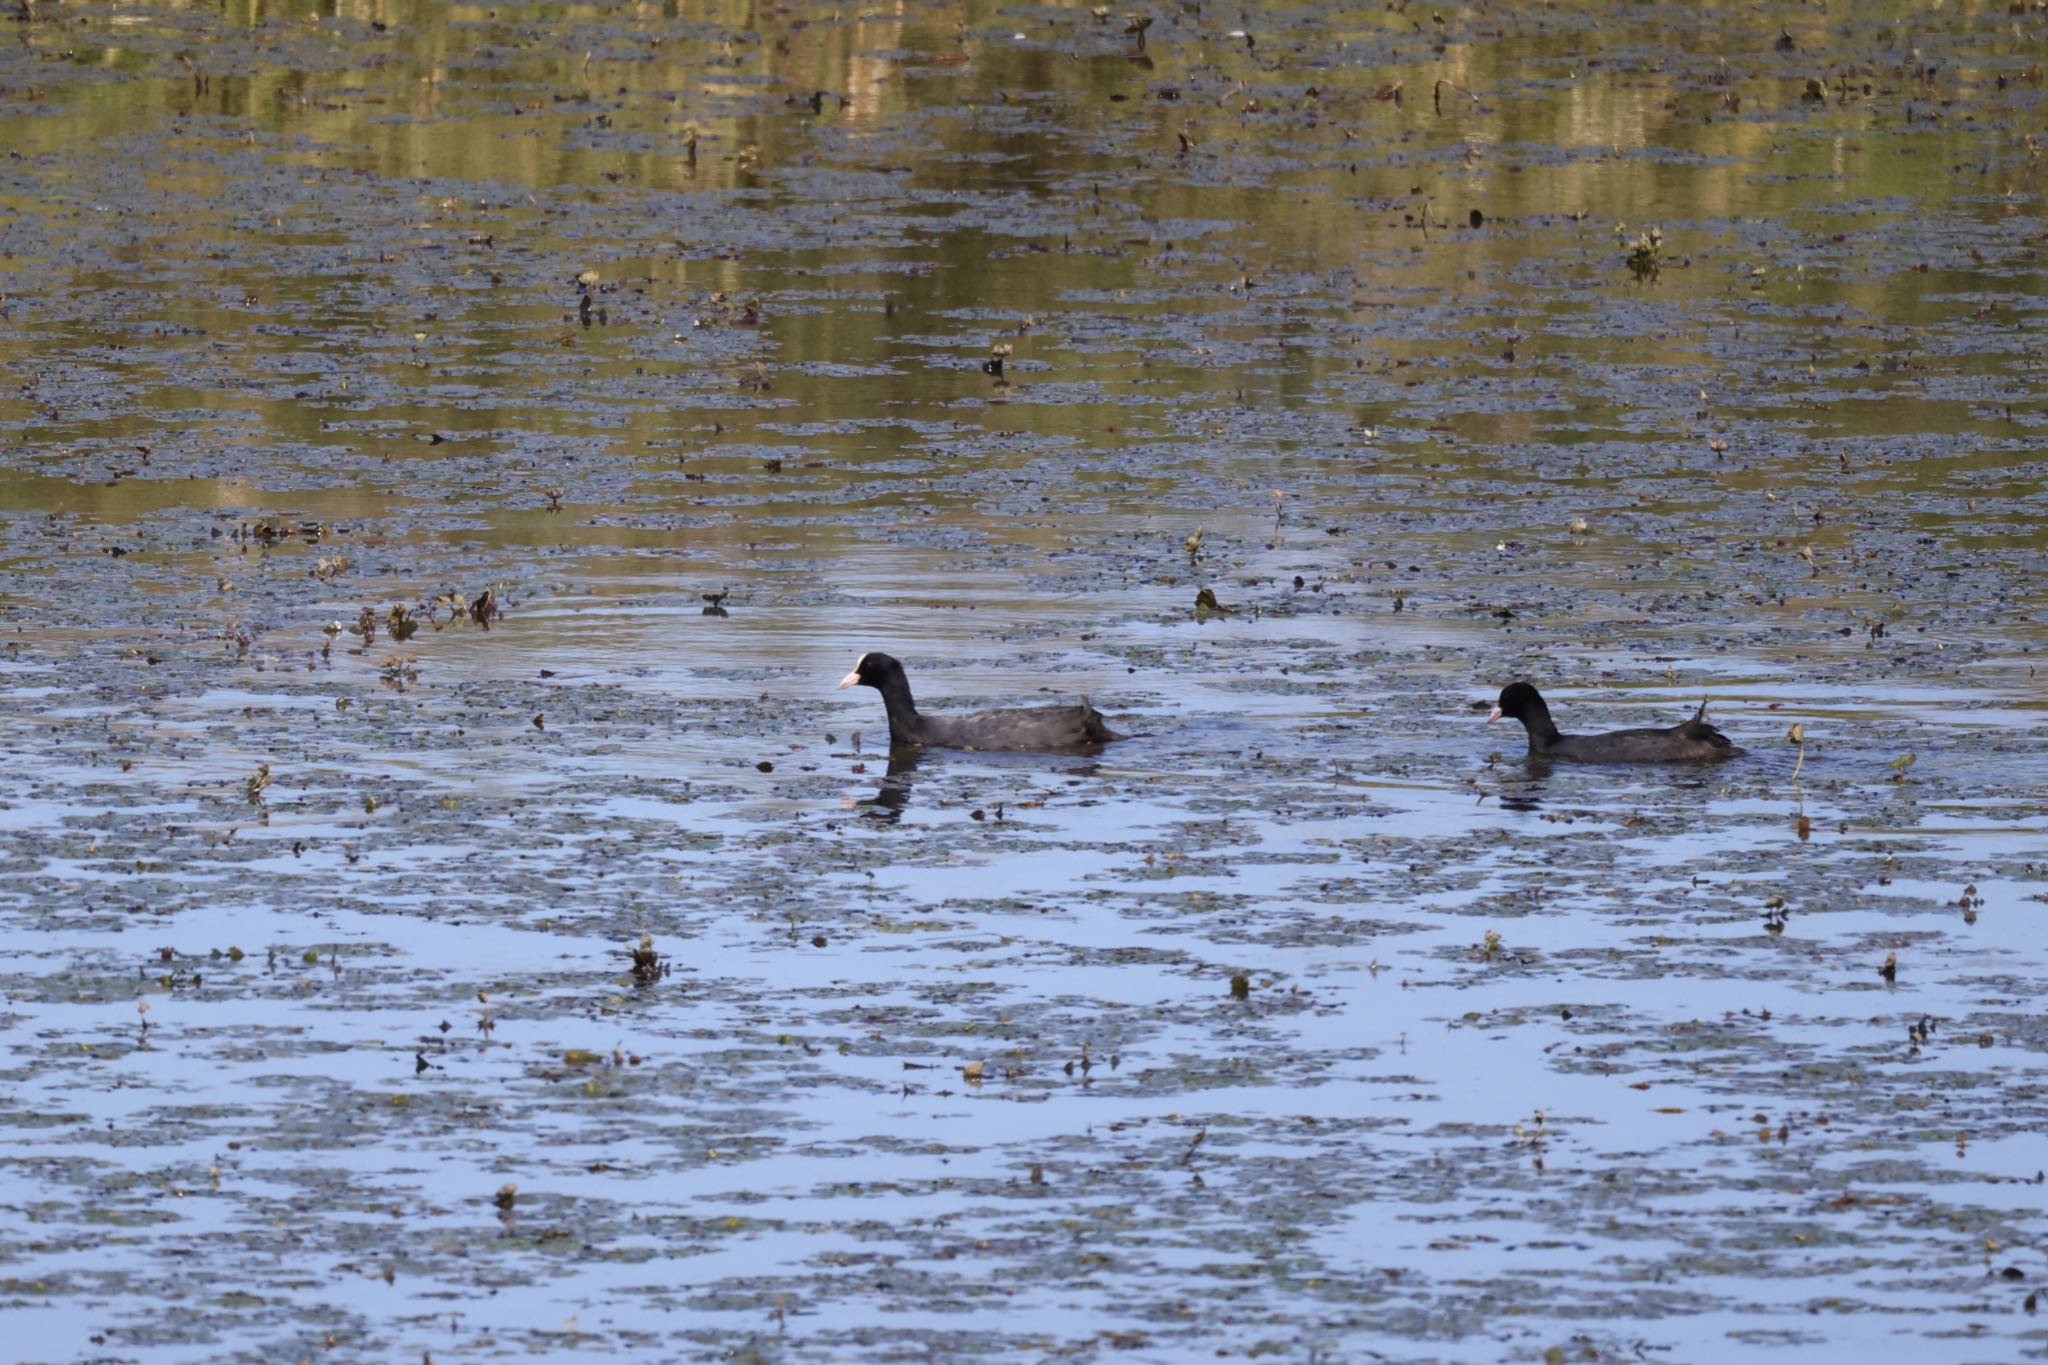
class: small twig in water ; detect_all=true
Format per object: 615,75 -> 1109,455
1433,78 -> 1479,116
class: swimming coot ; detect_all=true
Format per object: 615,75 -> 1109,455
838,652 -> 1124,753
1488,681 -> 1736,762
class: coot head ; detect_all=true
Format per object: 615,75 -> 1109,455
837,652 -> 903,691
1487,681 -> 1545,727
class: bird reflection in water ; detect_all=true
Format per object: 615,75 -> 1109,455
846,749 -> 1105,824
849,750 -> 922,823
1489,757 -> 1729,817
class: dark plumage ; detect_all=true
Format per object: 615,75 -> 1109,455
1488,681 -> 1737,763
838,652 -> 1124,753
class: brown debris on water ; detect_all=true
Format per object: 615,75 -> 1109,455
626,934 -> 667,985
1625,227 -> 1663,281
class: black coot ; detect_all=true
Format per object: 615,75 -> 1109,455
839,652 -> 1124,753
1488,681 -> 1736,762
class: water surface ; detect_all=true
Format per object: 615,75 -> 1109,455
3,1 -> 2047,1361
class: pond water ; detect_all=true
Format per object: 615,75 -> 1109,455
3,1 -> 2047,1361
